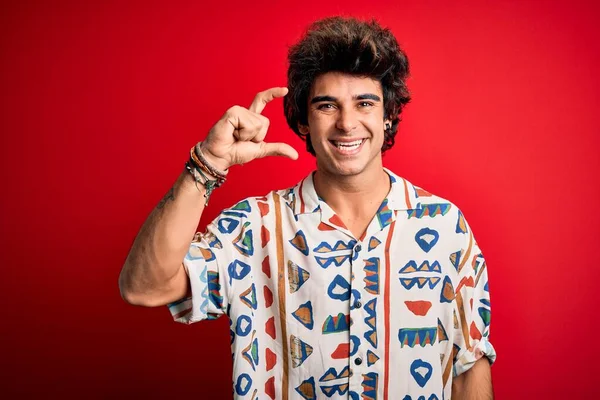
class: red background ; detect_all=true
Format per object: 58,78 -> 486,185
1,0 -> 599,398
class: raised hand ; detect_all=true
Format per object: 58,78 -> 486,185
200,87 -> 299,172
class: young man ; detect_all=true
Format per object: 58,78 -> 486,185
119,17 -> 496,400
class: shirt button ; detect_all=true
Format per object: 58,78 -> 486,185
354,357 -> 363,365
353,300 -> 362,309
354,244 -> 362,253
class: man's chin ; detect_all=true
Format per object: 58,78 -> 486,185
319,162 -> 366,177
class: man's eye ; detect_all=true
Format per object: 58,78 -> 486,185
317,103 -> 335,110
359,101 -> 374,107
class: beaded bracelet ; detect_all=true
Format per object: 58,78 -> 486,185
184,160 -> 219,205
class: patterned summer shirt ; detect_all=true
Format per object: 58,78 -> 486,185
168,168 -> 496,400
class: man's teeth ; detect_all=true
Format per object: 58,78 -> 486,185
334,139 -> 363,149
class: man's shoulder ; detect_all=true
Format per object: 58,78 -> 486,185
217,181 -> 303,220
387,170 -> 462,216
409,181 -> 454,207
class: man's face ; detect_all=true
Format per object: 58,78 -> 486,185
300,72 -> 390,177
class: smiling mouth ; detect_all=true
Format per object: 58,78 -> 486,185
329,139 -> 365,151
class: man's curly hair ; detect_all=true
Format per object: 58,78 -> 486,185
284,16 -> 411,156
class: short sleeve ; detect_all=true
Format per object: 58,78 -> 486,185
452,211 -> 497,376
167,220 -> 234,324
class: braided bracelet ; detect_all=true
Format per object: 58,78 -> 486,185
194,142 -> 228,179
189,149 -> 224,186
189,148 -> 225,186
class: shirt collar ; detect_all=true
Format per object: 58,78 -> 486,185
292,168 -> 422,216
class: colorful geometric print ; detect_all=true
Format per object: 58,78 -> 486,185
320,366 -> 351,381
240,283 -> 258,310
410,359 -> 433,387
405,300 -> 432,316
478,307 -> 491,328
399,327 -> 437,348
473,253 -> 486,276
235,373 -> 252,396
415,228 -> 439,253
322,313 -> 350,334
290,334 -> 313,368
292,301 -> 314,329
217,217 -> 240,234
313,240 -> 355,253
376,198 -> 394,229
363,257 -> 380,294
366,350 -> 380,366
282,188 -> 296,214
400,277 -> 441,290
349,335 -> 360,357
315,254 -> 351,269
295,377 -> 316,400
361,372 -> 378,400
186,244 -> 215,262
265,347 -> 276,371
440,276 -> 455,303
288,260 -> 310,293
437,319 -> 449,342
201,230 -> 223,249
241,330 -> 259,371
236,314 -> 252,337
327,274 -> 352,301
207,271 -> 223,309
233,221 -> 254,256
449,250 -> 463,272
197,266 -> 209,315
320,383 -> 349,397
455,210 -> 468,234
407,203 -> 452,219
169,168 -> 496,400
265,376 -> 275,399
399,260 -> 442,274
368,236 -> 381,251
364,298 -> 378,348
402,395 -> 439,400
227,259 -> 251,284
290,230 -> 309,255
221,210 -> 248,219
231,199 -> 252,212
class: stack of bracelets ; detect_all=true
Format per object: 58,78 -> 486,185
184,142 -> 227,205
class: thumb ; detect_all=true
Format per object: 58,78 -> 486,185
261,142 -> 299,160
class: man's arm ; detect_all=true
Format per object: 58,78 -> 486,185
118,170 -> 207,307
451,357 -> 493,400
118,87 -> 298,307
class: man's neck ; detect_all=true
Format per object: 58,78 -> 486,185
313,163 -> 391,219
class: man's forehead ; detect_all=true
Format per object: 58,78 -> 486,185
310,72 -> 382,98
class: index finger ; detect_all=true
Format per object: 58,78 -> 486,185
249,87 -> 289,114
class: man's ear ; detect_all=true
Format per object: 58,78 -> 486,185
298,124 -> 309,135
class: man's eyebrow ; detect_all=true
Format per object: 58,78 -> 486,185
310,95 -> 337,104
310,93 -> 382,104
355,93 -> 381,101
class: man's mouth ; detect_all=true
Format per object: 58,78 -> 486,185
329,139 -> 366,151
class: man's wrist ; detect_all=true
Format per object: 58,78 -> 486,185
197,142 -> 230,174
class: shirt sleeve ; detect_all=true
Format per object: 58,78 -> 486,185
167,219 -> 234,324
452,210 -> 497,376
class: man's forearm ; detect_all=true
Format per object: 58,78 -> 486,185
119,169 -> 207,306
452,357 -> 493,400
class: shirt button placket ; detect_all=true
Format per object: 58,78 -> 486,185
349,242 -> 364,394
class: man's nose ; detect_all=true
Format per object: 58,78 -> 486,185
335,108 -> 358,133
